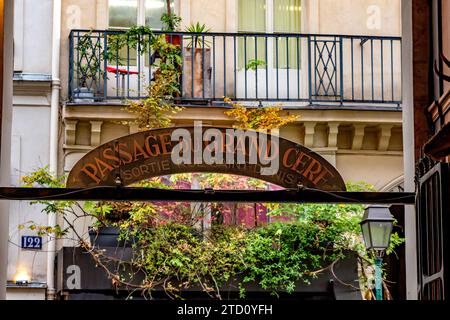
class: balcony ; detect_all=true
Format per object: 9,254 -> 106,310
68,29 -> 402,109
424,88 -> 450,160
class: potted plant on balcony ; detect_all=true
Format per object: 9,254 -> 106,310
161,0 -> 182,46
74,31 -> 105,102
183,22 -> 212,99
86,201 -> 138,248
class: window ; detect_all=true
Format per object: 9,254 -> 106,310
237,0 -> 266,69
238,0 -> 301,69
108,0 -> 174,66
109,0 -> 138,28
238,0 -> 266,33
273,0 -> 301,33
145,0 -> 170,29
109,0 -> 174,29
274,0 -> 301,69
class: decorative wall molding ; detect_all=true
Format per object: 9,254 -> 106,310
328,122 -> 340,148
90,121 -> 103,147
64,120 -> 78,146
378,124 -> 394,151
304,122 -> 317,148
352,124 -> 366,150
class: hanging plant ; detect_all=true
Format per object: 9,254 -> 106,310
106,26 -> 184,130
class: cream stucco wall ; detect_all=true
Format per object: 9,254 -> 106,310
280,122 -> 403,189
336,153 -> 403,190
178,0 -> 401,35
318,0 -> 401,36
7,0 -> 53,297
8,105 -> 52,284
1,0 -> 15,300
14,0 -> 53,73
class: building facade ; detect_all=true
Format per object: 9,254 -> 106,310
6,0 -> 53,300
410,0 -> 450,300
7,0 -> 405,299
1,0 -> 14,301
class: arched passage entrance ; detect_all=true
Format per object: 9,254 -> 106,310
66,126 -> 346,191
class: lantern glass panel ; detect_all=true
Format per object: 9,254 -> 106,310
361,222 -> 372,250
369,221 -> 392,249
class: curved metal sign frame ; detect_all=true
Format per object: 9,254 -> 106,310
67,126 -> 346,191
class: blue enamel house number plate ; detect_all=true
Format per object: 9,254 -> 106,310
21,236 -> 43,250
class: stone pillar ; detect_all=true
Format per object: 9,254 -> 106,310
402,0 -> 418,300
0,0 -> 14,300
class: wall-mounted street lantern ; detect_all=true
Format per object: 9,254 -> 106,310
360,205 -> 395,301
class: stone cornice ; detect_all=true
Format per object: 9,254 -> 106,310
13,79 -> 52,96
63,105 -> 403,125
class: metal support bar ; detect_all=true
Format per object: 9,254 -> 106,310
375,257 -> 383,300
0,187 -> 415,205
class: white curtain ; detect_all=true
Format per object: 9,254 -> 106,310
274,0 -> 301,68
238,0 -> 267,70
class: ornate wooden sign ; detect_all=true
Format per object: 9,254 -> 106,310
67,126 -> 346,191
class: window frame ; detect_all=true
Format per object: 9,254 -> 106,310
108,0 -> 174,30
237,0 -> 303,34
107,0 -> 175,67
237,0 -> 303,70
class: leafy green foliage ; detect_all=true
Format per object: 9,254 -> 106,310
161,13 -> 182,31
19,167 -> 71,237
105,13 -> 185,130
184,22 -> 211,48
125,67 -> 183,130
20,167 -> 405,299
107,26 -> 154,65
241,222 -> 344,294
75,30 -> 105,87
125,223 -> 246,298
21,166 -> 65,188
246,59 -> 267,70
108,30 -> 184,130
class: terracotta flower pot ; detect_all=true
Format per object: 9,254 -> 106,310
182,47 -> 212,99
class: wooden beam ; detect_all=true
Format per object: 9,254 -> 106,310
424,121 -> 450,161
0,187 -> 416,205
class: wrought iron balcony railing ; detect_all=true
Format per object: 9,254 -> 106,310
69,29 -> 402,108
